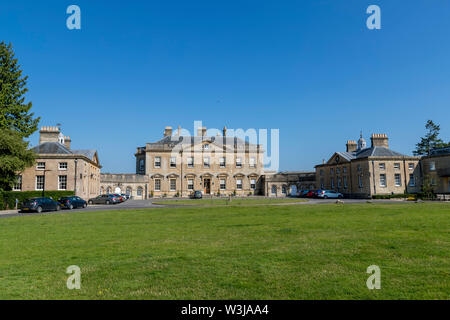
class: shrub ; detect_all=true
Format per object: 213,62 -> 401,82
0,191 -> 75,210
372,193 -> 416,200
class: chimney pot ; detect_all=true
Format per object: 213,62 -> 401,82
346,140 -> 357,153
371,133 -> 389,148
163,126 -> 173,137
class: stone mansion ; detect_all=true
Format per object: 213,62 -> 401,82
101,126 -> 265,198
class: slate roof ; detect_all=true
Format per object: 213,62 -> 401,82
355,146 -> 406,158
336,151 -> 356,161
71,149 -> 97,160
32,142 -> 72,154
430,147 -> 450,156
31,142 -> 98,162
335,147 -> 409,161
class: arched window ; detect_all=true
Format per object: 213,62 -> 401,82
271,185 -> 277,194
100,187 -> 104,194
290,185 -> 297,196
126,187 -> 132,195
106,187 -> 112,194
137,187 -> 143,196
282,186 -> 287,194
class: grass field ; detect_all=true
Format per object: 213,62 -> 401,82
152,198 -> 307,206
0,203 -> 448,299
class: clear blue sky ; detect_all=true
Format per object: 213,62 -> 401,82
2,0 -> 450,173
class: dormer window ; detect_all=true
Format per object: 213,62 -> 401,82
203,144 -> 210,150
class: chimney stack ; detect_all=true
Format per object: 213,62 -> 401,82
346,140 -> 357,153
371,134 -> 389,148
64,136 -> 71,149
163,126 -> 173,137
197,126 -> 207,137
223,126 -> 227,136
39,126 -> 61,144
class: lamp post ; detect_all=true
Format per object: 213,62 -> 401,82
74,159 -> 78,196
42,169 -> 52,197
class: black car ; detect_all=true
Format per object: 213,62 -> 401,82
58,196 -> 87,210
20,197 -> 61,213
88,194 -> 120,205
191,191 -> 203,199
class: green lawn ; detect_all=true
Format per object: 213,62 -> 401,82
0,203 -> 448,299
152,198 -> 307,206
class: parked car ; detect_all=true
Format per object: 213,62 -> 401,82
88,194 -> 120,205
317,190 -> 344,199
120,194 -> 130,200
58,196 -> 87,210
191,191 -> 203,199
113,194 -> 125,202
20,197 -> 61,213
298,190 -> 310,198
306,190 -> 320,198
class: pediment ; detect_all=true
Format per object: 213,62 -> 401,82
326,153 -> 351,165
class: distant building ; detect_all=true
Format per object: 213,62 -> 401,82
262,171 -> 316,197
420,147 -> 450,194
100,173 -> 149,199
315,133 -> 421,198
14,127 -> 101,200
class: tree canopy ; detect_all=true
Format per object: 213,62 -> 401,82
0,42 -> 39,190
0,41 -> 40,138
0,128 -> 35,191
413,120 -> 450,156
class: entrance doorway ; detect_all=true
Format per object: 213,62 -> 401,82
204,179 -> 211,195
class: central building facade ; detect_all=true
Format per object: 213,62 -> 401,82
134,126 -> 265,197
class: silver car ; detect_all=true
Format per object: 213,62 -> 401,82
317,190 -> 344,199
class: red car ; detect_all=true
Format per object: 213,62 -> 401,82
306,190 -> 321,198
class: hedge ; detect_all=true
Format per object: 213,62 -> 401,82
371,194 -> 414,200
0,191 -> 75,210
371,193 -> 435,200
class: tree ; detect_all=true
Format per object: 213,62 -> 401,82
413,120 -> 450,156
420,174 -> 436,200
0,128 -> 35,191
0,41 -> 40,138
